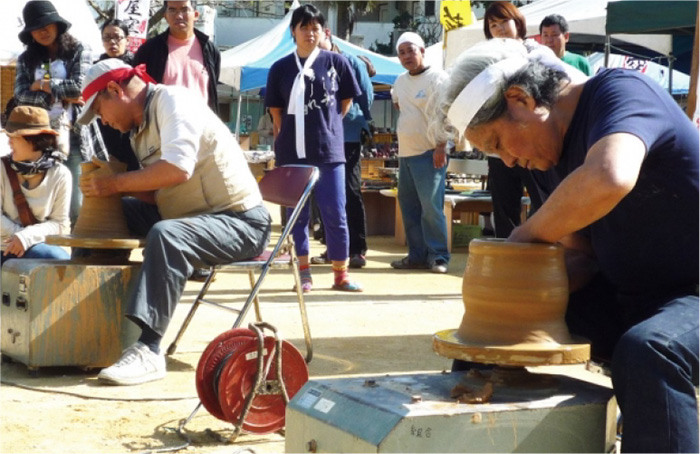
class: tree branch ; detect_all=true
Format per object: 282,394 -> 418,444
87,0 -> 111,22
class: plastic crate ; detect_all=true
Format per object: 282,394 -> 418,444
452,223 -> 482,248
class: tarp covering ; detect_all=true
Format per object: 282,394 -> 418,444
219,0 -> 404,91
0,0 -> 103,65
606,0 -> 697,74
444,0 -> 673,67
606,1 -> 697,35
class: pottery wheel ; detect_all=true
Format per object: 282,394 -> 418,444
433,329 -> 590,367
45,235 -> 145,250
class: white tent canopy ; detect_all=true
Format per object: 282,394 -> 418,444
0,0 -> 103,66
444,0 -> 673,67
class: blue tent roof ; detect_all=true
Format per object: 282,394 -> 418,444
219,2 -> 404,92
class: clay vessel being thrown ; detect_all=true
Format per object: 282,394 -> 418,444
72,160 -> 131,238
457,238 -> 574,347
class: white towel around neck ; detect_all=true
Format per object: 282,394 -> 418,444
288,47 -> 321,159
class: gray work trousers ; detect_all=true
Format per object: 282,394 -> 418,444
122,198 -> 271,336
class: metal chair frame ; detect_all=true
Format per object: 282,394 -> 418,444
167,165 -> 320,363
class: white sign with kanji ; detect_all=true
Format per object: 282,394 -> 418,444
115,0 -> 151,53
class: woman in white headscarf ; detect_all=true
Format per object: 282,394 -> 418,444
433,38 -> 698,454
477,1 -> 587,239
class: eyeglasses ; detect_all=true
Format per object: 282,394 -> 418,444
102,35 -> 126,43
166,6 -> 193,16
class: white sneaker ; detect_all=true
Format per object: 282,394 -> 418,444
431,260 -> 448,274
97,342 -> 166,386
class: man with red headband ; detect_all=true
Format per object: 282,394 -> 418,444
76,58 -> 271,385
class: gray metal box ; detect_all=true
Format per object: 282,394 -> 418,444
286,372 -> 616,453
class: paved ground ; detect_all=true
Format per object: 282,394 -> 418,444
0,205 -> 612,453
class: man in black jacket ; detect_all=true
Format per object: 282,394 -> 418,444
134,0 -> 221,114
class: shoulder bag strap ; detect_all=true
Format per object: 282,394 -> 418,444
2,157 -> 39,227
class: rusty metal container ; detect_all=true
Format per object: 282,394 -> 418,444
1,259 -> 141,372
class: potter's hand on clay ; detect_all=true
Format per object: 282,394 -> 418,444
507,224 -> 543,244
3,235 -> 26,257
80,158 -> 119,198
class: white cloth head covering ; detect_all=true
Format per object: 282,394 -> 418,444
446,40 -> 587,134
446,56 -> 528,135
395,32 -> 425,53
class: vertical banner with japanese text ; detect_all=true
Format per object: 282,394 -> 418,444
115,0 -> 151,54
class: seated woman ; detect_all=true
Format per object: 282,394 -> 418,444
1,106 -> 71,265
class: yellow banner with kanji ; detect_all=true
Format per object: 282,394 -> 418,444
440,1 -> 473,32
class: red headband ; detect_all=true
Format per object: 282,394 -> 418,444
82,64 -> 156,102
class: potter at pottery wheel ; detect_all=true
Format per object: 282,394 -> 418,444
46,160 -> 145,252
433,239 -> 590,367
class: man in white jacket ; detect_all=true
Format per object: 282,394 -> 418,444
390,32 -> 449,274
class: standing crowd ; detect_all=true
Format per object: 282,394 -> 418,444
1,1 -> 697,453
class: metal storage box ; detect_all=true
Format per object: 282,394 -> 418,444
286,372 -> 617,453
1,259 -> 141,372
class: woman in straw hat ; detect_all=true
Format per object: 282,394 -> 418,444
14,0 -> 107,224
1,105 -> 71,265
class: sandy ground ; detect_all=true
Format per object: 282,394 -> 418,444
0,232 -> 474,454
0,222 -> 612,453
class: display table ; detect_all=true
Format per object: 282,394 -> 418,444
361,189 -> 396,236
378,191 -> 526,253
381,190 -> 497,252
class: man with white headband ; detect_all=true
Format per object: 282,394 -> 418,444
75,58 -> 271,385
435,39 -> 698,452
390,31 -> 450,274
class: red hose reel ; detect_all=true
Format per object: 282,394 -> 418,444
195,323 -> 309,436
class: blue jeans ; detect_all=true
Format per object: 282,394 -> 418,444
121,198 -> 271,336
397,150 -> 449,265
288,163 -> 349,261
1,243 -> 70,265
611,294 -> 699,453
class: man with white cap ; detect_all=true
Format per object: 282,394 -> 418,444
433,38 -> 698,453
390,32 -> 449,274
76,59 -> 271,385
